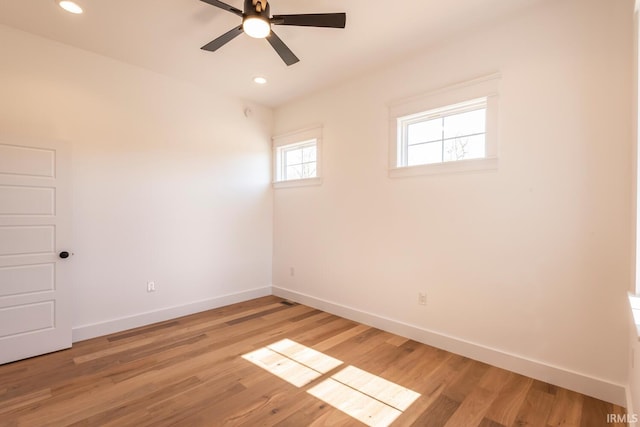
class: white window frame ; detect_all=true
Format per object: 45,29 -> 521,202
388,73 -> 500,178
273,125 -> 323,188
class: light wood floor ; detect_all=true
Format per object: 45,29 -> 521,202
0,296 -> 627,426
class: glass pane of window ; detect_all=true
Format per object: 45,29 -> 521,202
302,146 -> 317,162
407,142 -> 442,166
407,119 -> 442,145
443,134 -> 485,162
302,162 -> 317,178
274,134 -> 320,183
443,109 -> 486,139
286,165 -> 303,180
286,148 -> 303,166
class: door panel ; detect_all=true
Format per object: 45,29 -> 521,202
0,263 -> 55,297
0,136 -> 71,365
0,301 -> 54,338
0,226 -> 55,255
0,144 -> 55,177
0,186 -> 55,215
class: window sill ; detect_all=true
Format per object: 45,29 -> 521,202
273,177 -> 323,189
628,293 -> 640,340
388,157 -> 498,179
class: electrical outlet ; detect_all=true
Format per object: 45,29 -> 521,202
418,292 -> 427,306
147,281 -> 156,292
290,267 -> 295,277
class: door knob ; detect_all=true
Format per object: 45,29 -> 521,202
59,251 -> 70,259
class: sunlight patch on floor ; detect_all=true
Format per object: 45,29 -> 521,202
242,339 -> 343,387
308,366 -> 421,427
242,339 -> 420,426
308,378 -> 403,426
332,365 -> 421,411
267,338 -> 343,374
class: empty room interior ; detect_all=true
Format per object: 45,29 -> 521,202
1,0 -> 640,425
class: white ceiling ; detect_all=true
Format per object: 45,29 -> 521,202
0,0 -> 546,107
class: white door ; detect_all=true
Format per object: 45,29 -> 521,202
0,136 -> 72,364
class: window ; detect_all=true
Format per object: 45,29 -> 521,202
399,99 -> 486,167
273,126 -> 322,187
277,140 -> 317,181
389,73 -> 500,177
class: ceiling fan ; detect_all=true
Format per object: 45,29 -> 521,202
199,0 -> 346,66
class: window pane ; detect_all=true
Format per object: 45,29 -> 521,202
443,109 -> 485,139
407,119 -> 442,145
443,134 -> 485,162
286,165 -> 303,180
285,148 -> 303,166
407,142 -> 442,166
302,146 -> 317,162
302,162 -> 317,178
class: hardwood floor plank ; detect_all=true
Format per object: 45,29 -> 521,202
512,388 -> 555,426
107,321 -> 179,342
66,376 -> 203,427
442,381 -> 501,427
409,394 -> 460,427
0,388 -> 51,413
386,335 -> 409,347
579,396 -> 615,427
313,323 -> 369,352
547,388 -> 584,426
0,297 -> 626,426
484,372 -> 533,426
306,409 -> 361,427
478,418 -> 507,427
272,400 -> 333,427
224,304 -> 292,326
608,404 -> 628,427
382,352 -> 470,425
443,359 -> 492,403
532,378 -> 559,395
177,374 -> 303,426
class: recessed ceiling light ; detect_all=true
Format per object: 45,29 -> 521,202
57,1 -> 83,14
253,76 -> 268,85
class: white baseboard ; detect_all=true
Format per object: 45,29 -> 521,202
273,285 -> 627,407
72,286 -> 272,342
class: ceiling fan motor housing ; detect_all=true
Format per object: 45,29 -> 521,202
245,0 -> 270,19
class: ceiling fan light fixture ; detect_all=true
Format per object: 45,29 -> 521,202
243,16 -> 271,39
57,0 -> 83,14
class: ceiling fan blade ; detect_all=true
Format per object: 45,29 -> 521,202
266,31 -> 299,66
271,13 -> 346,28
201,26 -> 244,52
199,0 -> 243,17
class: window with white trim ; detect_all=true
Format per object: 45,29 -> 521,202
389,74 -> 500,177
273,126 -> 322,187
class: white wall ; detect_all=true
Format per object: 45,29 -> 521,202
0,24 -> 273,338
273,0 -> 633,405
